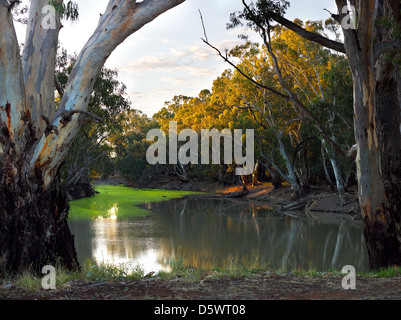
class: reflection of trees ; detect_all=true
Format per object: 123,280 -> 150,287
69,212 -> 168,272
69,197 -> 370,273
152,198 -> 369,272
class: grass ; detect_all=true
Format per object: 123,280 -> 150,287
2,260 -> 147,292
69,185 -> 203,220
2,259 -> 401,293
11,264 -> 82,292
359,265 -> 401,277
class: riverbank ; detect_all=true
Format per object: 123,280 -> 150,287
1,179 -> 399,300
101,176 -> 361,220
2,267 -> 401,300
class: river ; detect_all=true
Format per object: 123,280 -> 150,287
68,185 -> 369,274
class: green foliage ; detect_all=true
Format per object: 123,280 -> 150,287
49,0 -> 79,21
113,109 -> 159,182
84,260 -> 145,282
108,9 -> 354,190
69,185 -> 201,220
56,49 -> 131,187
227,0 -> 290,36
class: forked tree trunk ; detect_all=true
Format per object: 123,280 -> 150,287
0,0 -> 185,274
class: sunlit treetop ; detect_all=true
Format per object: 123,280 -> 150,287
227,0 -> 290,39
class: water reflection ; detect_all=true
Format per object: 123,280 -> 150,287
107,203 -> 119,220
68,197 -> 369,273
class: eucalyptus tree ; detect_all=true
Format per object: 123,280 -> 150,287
229,0 -> 401,269
56,49 -> 131,193
0,0 -> 185,273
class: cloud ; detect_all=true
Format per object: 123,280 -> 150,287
160,76 -> 189,86
121,54 -> 218,79
170,45 -> 214,61
122,38 -> 240,78
128,89 -> 172,101
120,38 -> 248,116
160,75 -> 207,87
133,34 -> 176,44
122,56 -> 181,74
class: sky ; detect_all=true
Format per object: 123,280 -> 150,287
15,0 -> 338,117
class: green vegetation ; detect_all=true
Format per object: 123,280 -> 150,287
54,15 -> 355,196
3,258 -> 401,293
103,20 -> 355,196
69,185 -> 201,220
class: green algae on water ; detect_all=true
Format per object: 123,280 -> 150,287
68,185 -> 201,220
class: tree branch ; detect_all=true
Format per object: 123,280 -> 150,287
236,104 -> 267,129
256,135 -> 290,182
240,0 -> 351,159
199,10 -> 290,100
266,9 -> 345,53
59,110 -> 106,126
22,0 -> 63,139
0,0 -> 27,147
41,115 -> 59,136
374,41 -> 401,61
30,0 -> 186,187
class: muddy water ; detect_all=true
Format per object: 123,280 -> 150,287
68,192 -> 369,274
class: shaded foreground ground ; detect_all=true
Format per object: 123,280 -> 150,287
2,273 -> 401,300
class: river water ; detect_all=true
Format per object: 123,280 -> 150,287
68,196 -> 369,274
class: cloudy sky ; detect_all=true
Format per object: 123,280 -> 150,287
15,0 -> 338,117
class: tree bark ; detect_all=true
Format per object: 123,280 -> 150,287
0,0 -> 186,274
0,172 -> 79,274
336,0 -> 401,269
364,59 -> 401,268
260,0 -> 401,269
22,0 -> 62,139
30,0 -> 186,190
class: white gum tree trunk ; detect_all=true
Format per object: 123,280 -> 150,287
0,0 -> 185,273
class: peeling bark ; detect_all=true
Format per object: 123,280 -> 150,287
0,0 -> 186,273
260,0 -> 401,269
22,0 -> 63,139
30,0 -> 186,189
336,0 -> 401,269
0,0 -> 27,148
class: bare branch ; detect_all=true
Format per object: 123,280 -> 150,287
236,104 -> 267,129
280,118 -> 301,137
199,10 -> 290,100
198,9 -> 208,43
255,135 -> 290,181
240,0 -> 352,159
323,8 -> 341,23
346,144 -> 358,158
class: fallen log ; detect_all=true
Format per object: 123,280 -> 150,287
224,186 -> 250,198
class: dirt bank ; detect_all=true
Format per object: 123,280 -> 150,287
25,176 -> 377,302
2,272 -> 401,300
118,175 -> 361,220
